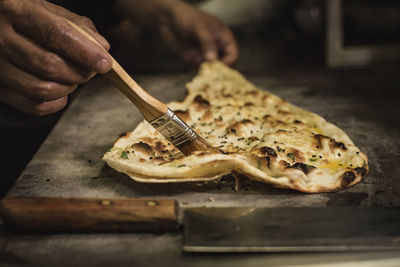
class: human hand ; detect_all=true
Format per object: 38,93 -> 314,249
115,0 -> 238,66
0,0 -> 112,116
158,1 -> 239,66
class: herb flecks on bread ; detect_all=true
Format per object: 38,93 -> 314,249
103,62 -> 368,193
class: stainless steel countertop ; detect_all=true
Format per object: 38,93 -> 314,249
1,67 -> 400,266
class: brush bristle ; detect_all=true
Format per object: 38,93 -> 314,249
176,135 -> 220,155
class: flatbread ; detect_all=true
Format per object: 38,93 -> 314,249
103,61 -> 368,193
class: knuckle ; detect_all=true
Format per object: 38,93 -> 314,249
35,0 -> 46,6
0,26 -> 14,53
42,52 -> 60,67
39,53 -> 63,79
0,0 -> 19,15
31,82 -> 54,102
79,16 -> 96,30
45,21 -> 70,47
30,82 -> 76,102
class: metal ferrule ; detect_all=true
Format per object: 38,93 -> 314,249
149,108 -> 197,147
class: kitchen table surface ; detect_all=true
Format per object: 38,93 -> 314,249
1,62 -> 400,266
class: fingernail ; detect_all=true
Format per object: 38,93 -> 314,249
205,51 -> 217,61
95,59 -> 111,73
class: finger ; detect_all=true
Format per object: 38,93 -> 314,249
42,1 -> 110,51
218,28 -> 239,65
74,18 -> 111,52
5,0 -> 111,73
0,87 -> 68,116
0,57 -> 77,102
160,26 -> 203,65
1,27 -> 92,84
196,28 -> 218,62
181,49 -> 203,66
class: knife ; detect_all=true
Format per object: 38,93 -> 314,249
1,198 -> 400,252
183,206 -> 400,252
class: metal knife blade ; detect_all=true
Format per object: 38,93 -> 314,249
183,207 -> 400,253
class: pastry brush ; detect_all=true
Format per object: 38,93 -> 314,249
67,20 -> 218,155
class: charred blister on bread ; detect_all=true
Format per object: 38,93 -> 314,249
313,134 -> 348,152
252,146 -> 277,158
277,110 -> 291,116
174,110 -> 190,122
154,141 -> 164,153
287,162 -> 316,175
354,166 -> 367,176
279,160 -> 290,169
193,95 -> 210,110
103,61 -> 369,193
245,90 -> 259,96
201,111 -> 213,122
340,171 -> 357,188
255,156 -> 271,169
131,142 -> 153,155
285,148 -> 305,162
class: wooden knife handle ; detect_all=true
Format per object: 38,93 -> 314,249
0,198 -> 178,233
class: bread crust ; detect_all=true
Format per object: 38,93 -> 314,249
103,62 -> 369,193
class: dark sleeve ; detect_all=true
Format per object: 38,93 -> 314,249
48,0 -> 121,33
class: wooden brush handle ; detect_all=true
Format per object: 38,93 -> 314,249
67,20 -> 167,121
0,198 -> 178,233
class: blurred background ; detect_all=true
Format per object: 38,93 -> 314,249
110,0 -> 400,72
